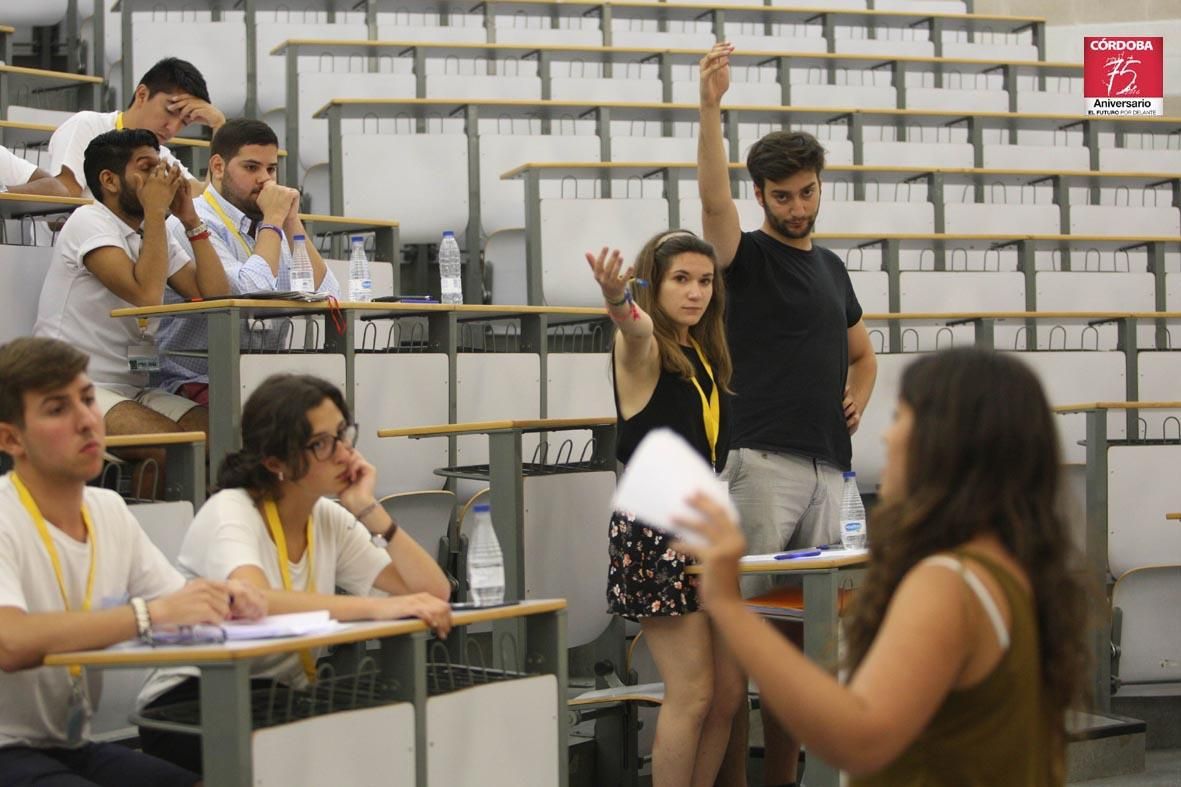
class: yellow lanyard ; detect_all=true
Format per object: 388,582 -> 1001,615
114,111 -> 123,130
263,499 -> 317,683
687,338 -> 721,468
12,474 -> 95,680
202,189 -> 251,255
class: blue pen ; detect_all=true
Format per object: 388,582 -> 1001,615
774,548 -> 822,560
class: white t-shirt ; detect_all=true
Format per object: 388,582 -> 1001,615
0,475 -> 184,749
33,202 -> 192,392
47,110 -> 192,198
138,488 -> 391,706
0,146 -> 37,187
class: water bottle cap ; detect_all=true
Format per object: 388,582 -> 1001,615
293,234 -> 306,241
843,470 -> 856,479
442,231 -> 455,238
350,235 -> 364,243
473,503 -> 491,513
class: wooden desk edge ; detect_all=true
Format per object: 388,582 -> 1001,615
1053,401 -> 1181,414
686,554 -> 869,574
379,417 -> 615,438
45,599 -> 567,667
105,432 -> 206,448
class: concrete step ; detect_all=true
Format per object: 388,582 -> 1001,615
1068,711 -> 1148,783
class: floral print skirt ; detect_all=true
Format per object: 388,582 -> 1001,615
606,509 -> 700,620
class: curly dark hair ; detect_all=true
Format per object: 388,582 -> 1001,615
216,374 -> 351,501
843,348 -> 1092,773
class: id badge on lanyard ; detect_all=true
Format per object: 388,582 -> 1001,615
127,318 -> 160,373
65,678 -> 90,745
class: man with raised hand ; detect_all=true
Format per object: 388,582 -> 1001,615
697,42 -> 878,787
0,336 -> 264,787
34,129 -> 229,441
49,57 -> 225,198
156,118 -> 339,405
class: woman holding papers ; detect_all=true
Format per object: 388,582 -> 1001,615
677,348 -> 1091,785
588,230 -> 744,787
136,373 -> 452,773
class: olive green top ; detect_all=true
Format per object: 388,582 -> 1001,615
850,550 -> 1060,787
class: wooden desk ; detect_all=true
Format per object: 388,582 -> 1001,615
0,191 -> 89,219
1166,513 -> 1180,521
0,63 -> 103,117
688,551 -> 867,787
105,431 -> 207,506
47,599 -> 569,787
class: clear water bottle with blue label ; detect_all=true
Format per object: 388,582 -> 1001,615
438,230 -> 463,305
839,470 -> 867,550
347,235 -> 372,302
466,503 -> 504,605
290,234 -> 314,293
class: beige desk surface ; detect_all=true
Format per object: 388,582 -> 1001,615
861,311 -> 1181,322
111,299 -> 605,319
45,599 -> 566,668
0,192 -> 91,216
378,416 -> 615,439
1166,513 -> 1180,521
686,552 -> 869,575
0,64 -> 103,84
502,161 -> 1178,180
0,25 -> 15,34
105,432 -> 206,448
272,38 -> 1078,71
1053,401 -> 1181,414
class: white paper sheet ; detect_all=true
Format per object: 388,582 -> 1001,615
612,428 -> 738,546
220,610 -> 340,640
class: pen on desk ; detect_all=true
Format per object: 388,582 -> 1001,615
774,548 -> 822,560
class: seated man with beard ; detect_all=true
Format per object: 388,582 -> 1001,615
155,119 -> 340,405
33,129 -> 229,438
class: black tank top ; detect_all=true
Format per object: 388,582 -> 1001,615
614,344 -> 731,473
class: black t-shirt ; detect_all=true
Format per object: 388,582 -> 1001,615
614,345 -> 731,474
724,230 -> 862,470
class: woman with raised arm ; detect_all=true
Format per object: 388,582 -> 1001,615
676,347 -> 1092,785
136,373 -> 453,773
590,230 -> 745,787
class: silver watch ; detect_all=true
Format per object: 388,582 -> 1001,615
130,596 -> 152,643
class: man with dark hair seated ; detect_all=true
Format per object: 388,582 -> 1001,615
48,57 -> 225,198
156,118 -> 339,405
33,129 -> 229,441
0,336 -> 264,787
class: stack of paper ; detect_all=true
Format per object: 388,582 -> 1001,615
612,429 -> 739,546
220,610 -> 340,640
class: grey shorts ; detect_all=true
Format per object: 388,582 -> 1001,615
721,447 -> 844,597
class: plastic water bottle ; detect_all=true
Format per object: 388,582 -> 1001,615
438,231 -> 463,305
839,471 -> 867,550
466,503 -> 505,605
347,235 -> 372,302
290,234 -> 313,293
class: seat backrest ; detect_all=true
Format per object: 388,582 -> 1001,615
479,134 -> 601,235
1108,444 -> 1181,577
425,74 -> 541,100
1111,566 -> 1181,690
1015,91 -> 1082,116
944,202 -> 1060,235
538,198 -> 670,306
342,132 -> 469,244
133,17 -> 248,118
850,352 -> 925,490
670,79 -> 781,106
1099,147 -> 1181,173
1070,205 -> 1181,237
862,141 -> 974,167
831,37 -> 934,59
816,201 -> 935,234
1035,272 -> 1156,350
1136,352 -> 1181,441
254,19 -> 369,115
788,83 -> 897,109
1023,351 -> 1127,464
4,0 -> 69,26
899,271 -> 1025,350
455,353 -> 541,499
940,41 -> 1038,61
0,245 -> 52,340
549,77 -> 662,104
677,197 -> 764,236
904,87 -> 1009,113
297,71 -> 417,170
485,228 -> 527,305
380,489 -> 458,560
982,143 -> 1090,171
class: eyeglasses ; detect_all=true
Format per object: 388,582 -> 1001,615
304,423 -> 359,461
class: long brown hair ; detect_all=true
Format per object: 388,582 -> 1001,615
627,229 -> 733,392
844,349 -> 1091,762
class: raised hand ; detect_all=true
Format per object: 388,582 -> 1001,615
699,41 -> 735,108
134,161 -> 183,218
166,93 -> 226,131
585,247 -> 633,304
380,592 -> 453,638
148,578 -> 234,627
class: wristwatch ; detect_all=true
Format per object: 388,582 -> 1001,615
130,596 -> 152,644
184,220 -> 209,239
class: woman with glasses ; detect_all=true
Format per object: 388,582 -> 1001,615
135,373 -> 452,773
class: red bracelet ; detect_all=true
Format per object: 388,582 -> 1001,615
188,231 -> 211,242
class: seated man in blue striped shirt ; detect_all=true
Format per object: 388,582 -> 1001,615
155,119 -> 340,405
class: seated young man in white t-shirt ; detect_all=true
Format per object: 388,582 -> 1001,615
48,57 -> 224,199
0,336 -> 265,787
33,129 -> 229,441
0,146 -> 69,198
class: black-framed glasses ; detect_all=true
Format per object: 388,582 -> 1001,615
304,423 -> 359,461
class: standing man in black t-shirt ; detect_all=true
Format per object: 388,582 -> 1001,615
698,42 -> 878,787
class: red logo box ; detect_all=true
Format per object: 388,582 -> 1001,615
1084,36 -> 1164,116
